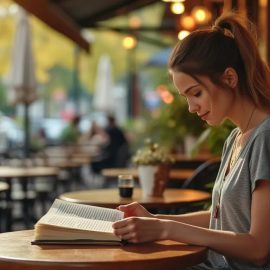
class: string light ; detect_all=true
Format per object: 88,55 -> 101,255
191,6 -> 212,24
122,36 -> 137,50
162,0 -> 185,2
178,30 -> 190,40
179,15 -> 196,31
170,2 -> 185,15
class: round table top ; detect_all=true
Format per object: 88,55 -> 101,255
59,188 -> 211,209
0,181 -> 9,192
101,168 -> 194,180
45,159 -> 84,169
0,230 -> 207,270
0,166 -> 59,179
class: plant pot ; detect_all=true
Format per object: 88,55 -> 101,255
138,164 -> 170,197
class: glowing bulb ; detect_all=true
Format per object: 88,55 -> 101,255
178,30 -> 190,40
170,2 -> 185,14
195,9 -> 206,22
180,15 -> 196,30
122,36 -> 137,50
191,6 -> 212,24
162,0 -> 185,2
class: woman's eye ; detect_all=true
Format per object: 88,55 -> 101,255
194,91 -> 201,97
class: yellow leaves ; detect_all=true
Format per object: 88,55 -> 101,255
31,16 -> 74,82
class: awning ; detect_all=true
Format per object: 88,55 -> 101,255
13,0 -> 160,53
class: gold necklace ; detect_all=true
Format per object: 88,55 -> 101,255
229,107 -> 256,169
213,107 -> 256,219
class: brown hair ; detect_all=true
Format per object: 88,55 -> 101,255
168,13 -> 270,113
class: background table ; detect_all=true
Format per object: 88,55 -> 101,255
0,166 -> 59,230
59,188 -> 211,209
102,168 -> 194,180
0,230 -> 207,270
0,182 -> 9,193
0,166 -> 59,179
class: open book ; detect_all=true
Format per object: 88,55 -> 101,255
32,199 -> 124,245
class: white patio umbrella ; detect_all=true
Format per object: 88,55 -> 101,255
93,54 -> 114,113
8,8 -> 37,157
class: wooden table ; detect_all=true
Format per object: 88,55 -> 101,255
59,188 -> 211,209
102,168 -> 194,180
44,146 -> 93,160
0,230 -> 207,270
0,166 -> 59,230
0,166 -> 59,179
0,181 -> 9,193
171,153 -> 217,161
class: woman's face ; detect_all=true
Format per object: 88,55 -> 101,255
172,71 -> 235,126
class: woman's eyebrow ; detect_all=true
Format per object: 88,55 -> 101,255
180,84 -> 199,96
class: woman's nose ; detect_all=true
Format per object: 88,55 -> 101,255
188,101 -> 199,113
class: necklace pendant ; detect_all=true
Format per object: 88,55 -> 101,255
213,204 -> 220,219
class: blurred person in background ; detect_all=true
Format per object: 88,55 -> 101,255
79,120 -> 108,148
91,115 -> 130,174
60,115 -> 81,145
31,127 -> 48,153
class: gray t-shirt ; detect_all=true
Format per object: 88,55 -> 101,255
189,117 -> 270,270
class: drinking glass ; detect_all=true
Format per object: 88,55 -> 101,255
118,174 -> 134,198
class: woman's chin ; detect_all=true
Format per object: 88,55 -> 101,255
205,119 -> 220,126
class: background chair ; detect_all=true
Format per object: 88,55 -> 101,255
175,159 -> 221,214
181,159 -> 221,192
0,181 -> 11,232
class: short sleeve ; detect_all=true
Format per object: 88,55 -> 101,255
249,131 -> 270,191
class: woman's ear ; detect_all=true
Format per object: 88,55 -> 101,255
222,67 -> 238,88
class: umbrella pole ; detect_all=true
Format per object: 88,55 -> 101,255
24,103 -> 30,158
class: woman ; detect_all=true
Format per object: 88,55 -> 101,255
112,13 -> 270,269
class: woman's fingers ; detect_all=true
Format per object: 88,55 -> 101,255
117,202 -> 144,218
113,217 -> 158,243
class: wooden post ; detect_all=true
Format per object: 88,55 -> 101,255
267,0 -> 270,65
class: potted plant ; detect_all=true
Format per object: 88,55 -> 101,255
143,90 -> 207,154
132,138 -> 174,197
191,120 -> 235,157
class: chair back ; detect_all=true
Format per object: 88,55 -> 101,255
181,159 -> 221,192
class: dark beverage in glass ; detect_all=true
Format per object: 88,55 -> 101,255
118,175 -> 134,198
119,186 -> 133,198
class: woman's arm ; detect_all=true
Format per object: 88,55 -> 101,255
113,180 -> 270,266
117,202 -> 210,228
165,180 -> 270,265
154,210 -> 210,228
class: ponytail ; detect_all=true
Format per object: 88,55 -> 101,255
169,13 -> 270,113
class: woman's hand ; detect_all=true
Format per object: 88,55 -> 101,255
112,216 -> 169,243
117,202 -> 153,218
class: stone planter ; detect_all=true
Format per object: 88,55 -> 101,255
138,164 -> 170,197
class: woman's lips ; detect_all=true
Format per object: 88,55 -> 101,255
199,112 -> 209,120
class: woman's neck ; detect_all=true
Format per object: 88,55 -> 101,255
229,97 -> 269,132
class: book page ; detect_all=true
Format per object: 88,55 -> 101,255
36,199 -> 123,232
53,199 -> 123,221
38,215 -> 116,233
